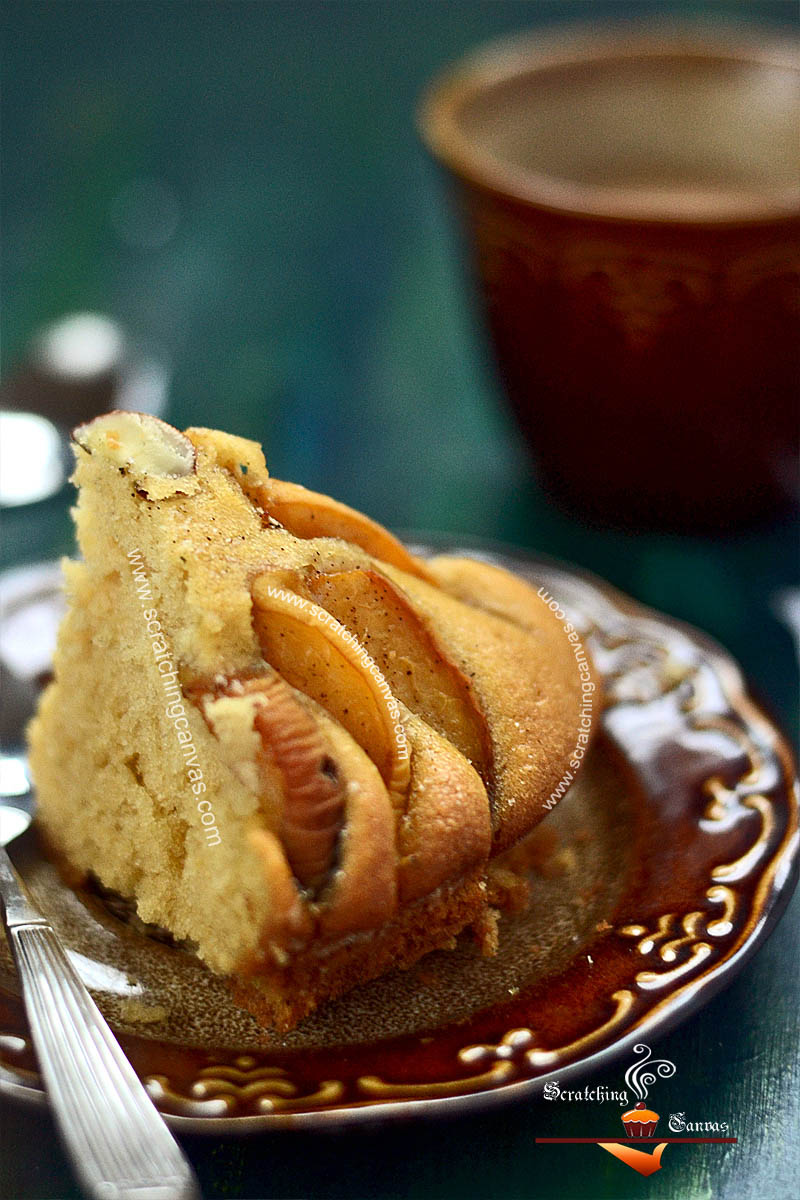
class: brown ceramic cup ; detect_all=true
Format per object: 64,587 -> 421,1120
420,24 -> 800,529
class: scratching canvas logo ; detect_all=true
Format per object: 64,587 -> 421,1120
537,1044 -> 736,1176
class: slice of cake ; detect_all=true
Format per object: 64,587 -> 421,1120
28,411 -> 593,1029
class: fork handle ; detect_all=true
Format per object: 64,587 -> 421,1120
9,921 -> 201,1200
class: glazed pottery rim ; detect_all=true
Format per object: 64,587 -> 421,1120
419,20 -> 800,226
1,541 -> 797,1133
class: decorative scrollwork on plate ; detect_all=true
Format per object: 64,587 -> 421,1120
358,1061 -> 516,1100
455,992 -> 639,1075
617,883 -> 742,992
358,993 -> 639,1098
619,885 -> 738,957
145,1055 -> 345,1116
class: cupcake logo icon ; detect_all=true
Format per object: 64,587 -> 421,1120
619,1043 -> 677,1139
621,1102 -> 660,1138
593,1044 -> 676,1174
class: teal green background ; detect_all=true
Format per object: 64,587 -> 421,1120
1,3 -> 798,1199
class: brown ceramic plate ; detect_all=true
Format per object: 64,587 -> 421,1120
0,542 -> 797,1131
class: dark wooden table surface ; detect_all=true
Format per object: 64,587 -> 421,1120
2,2 -> 798,1197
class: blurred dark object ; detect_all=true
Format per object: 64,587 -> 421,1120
0,562 -> 63,748
1,312 -> 169,431
421,24 -> 800,531
0,313 -> 170,513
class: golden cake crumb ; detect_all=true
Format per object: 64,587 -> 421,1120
28,413 -> 594,1029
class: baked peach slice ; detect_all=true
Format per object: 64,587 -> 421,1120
304,702 -> 397,938
259,479 -> 434,582
299,567 -> 493,784
376,562 -> 586,853
198,674 -> 397,936
186,426 -> 431,578
396,709 -> 491,903
250,574 -> 411,803
427,555 -> 569,636
197,674 -> 345,893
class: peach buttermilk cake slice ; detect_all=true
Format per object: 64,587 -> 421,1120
28,412 -> 595,1029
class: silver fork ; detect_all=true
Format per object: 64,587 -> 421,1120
0,801 -> 201,1200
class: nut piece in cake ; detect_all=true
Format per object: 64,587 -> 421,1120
73,410 -> 198,499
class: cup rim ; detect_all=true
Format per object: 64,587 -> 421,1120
418,19 -> 800,226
